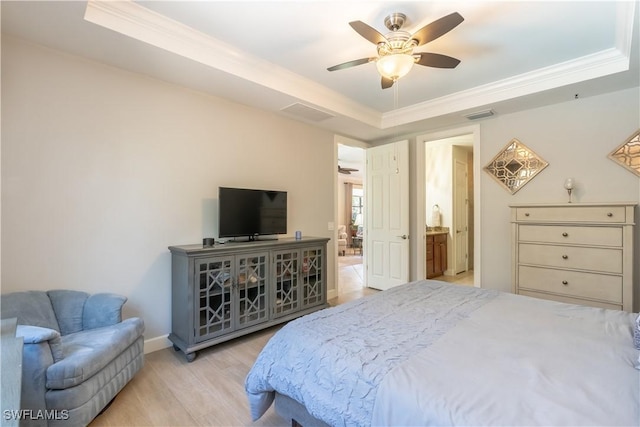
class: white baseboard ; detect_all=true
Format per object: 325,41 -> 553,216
327,288 -> 338,301
144,334 -> 172,354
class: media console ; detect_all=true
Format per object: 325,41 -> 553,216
168,237 -> 329,361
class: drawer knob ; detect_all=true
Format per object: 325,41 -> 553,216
562,255 -> 569,260
524,212 -> 530,217
562,232 -> 568,237
607,212 -> 613,217
562,280 -> 568,285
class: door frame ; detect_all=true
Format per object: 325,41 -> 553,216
333,135 -> 369,300
414,124 -> 481,286
453,153 -> 469,274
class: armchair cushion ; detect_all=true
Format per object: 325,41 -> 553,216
83,293 -> 127,330
17,325 -> 64,363
2,291 -> 60,332
47,290 -> 88,335
46,317 -> 144,390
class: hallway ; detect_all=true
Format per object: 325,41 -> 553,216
332,254 -> 475,307
331,254 -> 369,305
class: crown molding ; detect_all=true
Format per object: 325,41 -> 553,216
85,1 -> 635,132
385,2 -> 636,129
84,0 -> 382,128
383,46 -> 631,128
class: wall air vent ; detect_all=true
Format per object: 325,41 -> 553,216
464,109 -> 495,121
281,103 -> 335,122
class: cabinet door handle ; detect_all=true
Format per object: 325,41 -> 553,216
562,255 -> 569,260
562,280 -> 568,285
562,232 -> 568,237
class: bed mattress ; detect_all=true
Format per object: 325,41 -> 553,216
246,280 -> 640,426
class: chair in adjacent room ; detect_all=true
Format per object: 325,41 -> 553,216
337,225 -> 348,256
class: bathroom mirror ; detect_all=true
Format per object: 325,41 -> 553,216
484,138 -> 549,194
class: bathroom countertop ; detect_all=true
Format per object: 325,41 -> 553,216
426,227 -> 449,236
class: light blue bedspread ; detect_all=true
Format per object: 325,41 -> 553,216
245,280 -> 498,426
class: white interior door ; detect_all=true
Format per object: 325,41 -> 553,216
454,158 -> 468,273
366,140 -> 409,290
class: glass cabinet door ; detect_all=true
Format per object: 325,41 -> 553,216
194,256 -> 234,342
301,247 -> 324,309
236,252 -> 268,329
272,249 -> 300,318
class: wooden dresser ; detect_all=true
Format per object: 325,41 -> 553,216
511,203 -> 636,312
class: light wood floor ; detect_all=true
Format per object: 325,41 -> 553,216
434,269 -> 475,286
91,324 -> 288,427
91,281 -> 373,427
91,260 -> 470,426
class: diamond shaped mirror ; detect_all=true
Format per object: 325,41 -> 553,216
484,138 -> 549,194
608,130 -> 640,177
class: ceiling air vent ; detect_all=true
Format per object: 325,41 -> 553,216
281,103 -> 335,122
464,109 -> 495,121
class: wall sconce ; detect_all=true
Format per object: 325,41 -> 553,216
564,178 -> 574,203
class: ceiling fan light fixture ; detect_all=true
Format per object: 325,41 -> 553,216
376,53 -> 415,80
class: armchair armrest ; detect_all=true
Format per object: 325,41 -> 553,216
16,324 -> 64,363
83,293 -> 127,330
15,325 -> 63,415
17,325 -> 59,343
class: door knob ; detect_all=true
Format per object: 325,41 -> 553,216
397,235 -> 409,240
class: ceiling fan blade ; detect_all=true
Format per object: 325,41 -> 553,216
410,12 -> 464,47
415,52 -> 461,69
381,77 -> 394,89
349,21 -> 388,45
327,57 -> 376,72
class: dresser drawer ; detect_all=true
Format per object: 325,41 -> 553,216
518,290 -> 621,311
518,225 -> 622,246
518,243 -> 623,273
518,265 -> 622,303
515,206 -> 627,223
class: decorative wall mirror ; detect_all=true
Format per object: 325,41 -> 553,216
484,138 -> 548,194
608,130 -> 640,177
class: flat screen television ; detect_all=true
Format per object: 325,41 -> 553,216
218,187 -> 287,240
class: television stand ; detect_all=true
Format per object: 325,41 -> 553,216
168,236 -> 329,361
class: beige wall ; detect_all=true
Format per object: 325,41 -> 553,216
1,36 -> 336,343
478,87 -> 640,293
2,35 -> 639,348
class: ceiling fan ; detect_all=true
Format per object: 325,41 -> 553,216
327,11 -> 464,89
338,165 -> 359,174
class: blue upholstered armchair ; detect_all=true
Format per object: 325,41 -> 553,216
0,290 -> 144,427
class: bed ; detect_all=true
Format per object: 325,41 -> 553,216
245,280 -> 640,426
